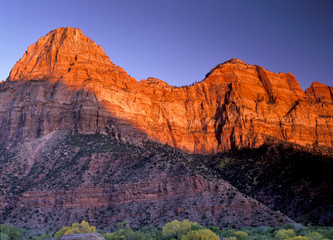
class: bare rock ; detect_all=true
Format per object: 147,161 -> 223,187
60,233 -> 105,240
1,27 -> 332,153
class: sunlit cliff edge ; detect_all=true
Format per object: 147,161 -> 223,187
1,27 -> 332,153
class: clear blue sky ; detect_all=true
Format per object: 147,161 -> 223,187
1,0 -> 332,89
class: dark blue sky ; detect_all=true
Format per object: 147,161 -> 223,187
1,0 -> 332,89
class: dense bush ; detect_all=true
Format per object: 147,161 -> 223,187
181,229 -> 219,240
275,229 -> 296,240
162,219 -> 198,239
1,220 -> 333,240
54,220 -> 96,239
0,224 -> 21,239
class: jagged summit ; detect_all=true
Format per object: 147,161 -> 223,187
7,27 -> 133,87
204,58 -> 249,79
305,81 -> 333,103
140,77 -> 171,89
223,58 -> 247,65
1,27 -> 332,152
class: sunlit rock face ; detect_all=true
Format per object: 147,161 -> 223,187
1,27 -> 332,153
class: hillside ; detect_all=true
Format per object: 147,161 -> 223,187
0,132 -> 292,230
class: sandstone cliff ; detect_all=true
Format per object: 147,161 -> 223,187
1,27 -> 332,153
1,27 -> 332,229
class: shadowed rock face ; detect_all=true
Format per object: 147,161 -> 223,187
1,27 -> 332,153
0,132 -> 293,229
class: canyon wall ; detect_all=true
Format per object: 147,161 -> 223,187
1,27 -> 332,153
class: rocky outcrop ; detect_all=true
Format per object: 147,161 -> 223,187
305,81 -> 333,103
2,176 -> 292,229
60,233 -> 105,240
1,27 -> 332,153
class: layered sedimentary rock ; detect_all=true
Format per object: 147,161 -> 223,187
0,132 -> 293,229
4,176 -> 291,229
1,27 -> 332,154
1,27 -> 332,229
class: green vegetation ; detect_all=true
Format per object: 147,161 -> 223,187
54,221 -> 96,239
1,221 -> 333,240
219,157 -> 236,169
275,229 -> 297,240
162,219 -> 198,239
181,229 -> 219,240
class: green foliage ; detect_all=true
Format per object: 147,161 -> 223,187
54,220 -> 96,239
219,157 -> 236,169
162,219 -> 198,239
103,232 -> 126,240
284,223 -> 296,230
2,220 -> 333,240
103,222 -> 148,240
105,235 -> 124,240
139,225 -> 162,239
285,237 -> 308,240
115,227 -> 145,240
275,229 -> 296,240
54,227 -> 70,239
0,224 -> 21,240
181,229 -> 219,240
0,232 -> 10,240
325,228 -> 333,239
234,231 -> 248,240
220,228 -> 235,238
306,232 -> 323,240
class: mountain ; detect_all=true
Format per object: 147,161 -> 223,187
2,27 -> 332,154
0,27 -> 332,229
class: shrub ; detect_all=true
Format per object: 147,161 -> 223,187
306,232 -> 323,240
103,232 -> 126,240
162,219 -> 198,239
0,233 -> 10,240
0,224 -> 21,239
235,231 -> 249,240
220,228 -> 235,238
219,157 -> 236,169
54,220 -> 96,239
275,229 -> 296,240
284,224 -> 295,230
181,229 -> 219,240
103,223 -> 145,240
285,237 -> 308,240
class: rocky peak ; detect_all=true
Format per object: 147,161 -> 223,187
205,58 -> 249,79
7,27 -> 134,87
140,77 -> 171,89
223,58 -> 247,65
0,29 -> 332,152
305,81 -> 333,103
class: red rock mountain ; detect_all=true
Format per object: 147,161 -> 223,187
1,27 -> 332,153
1,27 -> 333,229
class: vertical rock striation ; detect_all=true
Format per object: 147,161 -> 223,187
1,27 -> 332,153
